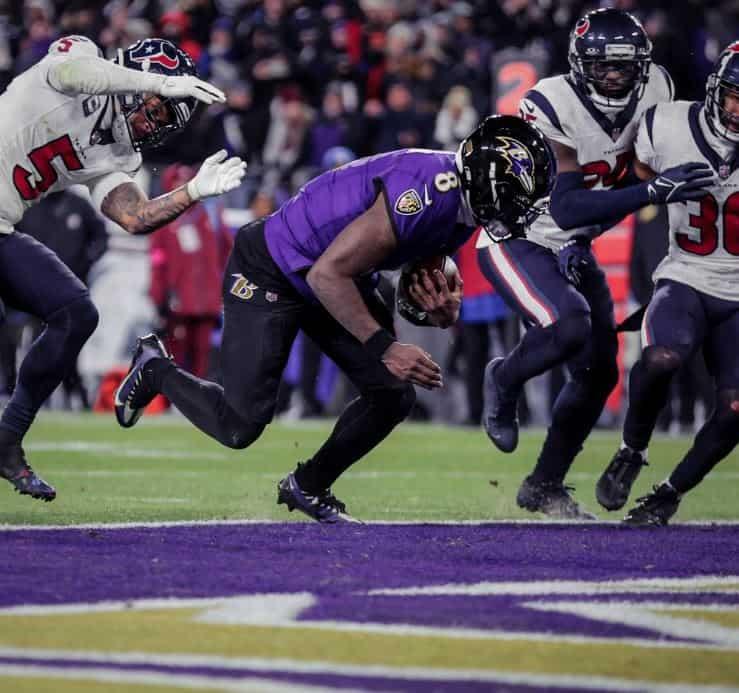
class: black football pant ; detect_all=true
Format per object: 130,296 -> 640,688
156,221 -> 416,493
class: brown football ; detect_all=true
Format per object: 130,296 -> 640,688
396,255 -> 459,326
400,255 -> 459,291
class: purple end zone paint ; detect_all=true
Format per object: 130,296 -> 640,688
0,523 -> 736,691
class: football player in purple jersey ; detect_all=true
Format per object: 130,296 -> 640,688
115,115 -> 554,523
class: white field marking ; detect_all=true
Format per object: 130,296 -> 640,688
525,600 -> 739,647
0,649 -> 737,693
31,465 -> 739,482
109,497 -> 191,504
0,663 -> 353,693
26,441 -> 234,461
51,470 -> 207,478
194,593 -> 316,626
368,576 -> 739,597
2,591 -> 739,653
4,518 -> 739,531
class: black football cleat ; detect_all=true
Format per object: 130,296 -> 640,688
596,447 -> 649,511
483,357 -> 520,453
277,472 -> 360,524
623,483 -> 681,527
516,475 -> 597,520
115,334 -> 172,428
0,444 -> 56,501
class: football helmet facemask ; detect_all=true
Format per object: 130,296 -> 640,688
455,115 -> 556,241
706,41 -> 739,144
568,8 -> 652,113
113,38 -> 198,151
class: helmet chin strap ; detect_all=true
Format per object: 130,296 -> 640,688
111,98 -> 135,149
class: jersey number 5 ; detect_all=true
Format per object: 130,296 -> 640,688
13,134 -> 84,201
681,192 -> 739,256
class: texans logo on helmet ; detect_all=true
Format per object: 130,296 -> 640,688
575,18 -> 590,37
495,137 -> 535,194
129,40 -> 180,70
729,41 -> 739,54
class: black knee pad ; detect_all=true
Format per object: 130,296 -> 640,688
641,345 -> 684,379
554,311 -> 592,356
369,383 -> 417,424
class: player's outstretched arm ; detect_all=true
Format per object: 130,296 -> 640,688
548,137 -> 714,234
306,195 -> 442,389
48,54 -> 225,104
101,150 -> 246,235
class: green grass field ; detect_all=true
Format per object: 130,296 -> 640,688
2,412 -> 739,692
2,411 -> 738,525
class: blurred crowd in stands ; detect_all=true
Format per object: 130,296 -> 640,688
0,0 -> 734,432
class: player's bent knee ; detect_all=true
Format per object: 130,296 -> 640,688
49,294 -> 99,345
642,345 -> 683,378
554,311 -> 592,355
715,389 -> 739,437
221,421 -> 265,450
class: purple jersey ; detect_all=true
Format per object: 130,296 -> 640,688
264,149 -> 473,299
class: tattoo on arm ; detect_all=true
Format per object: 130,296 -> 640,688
101,182 -> 194,235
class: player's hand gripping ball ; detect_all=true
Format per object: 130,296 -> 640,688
396,255 -> 463,328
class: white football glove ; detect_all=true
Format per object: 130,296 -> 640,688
158,75 -> 226,105
187,150 -> 247,201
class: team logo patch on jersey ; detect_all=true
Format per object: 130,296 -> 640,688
395,189 -> 423,215
495,136 -> 535,194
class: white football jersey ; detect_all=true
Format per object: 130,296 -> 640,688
0,36 -> 141,234
635,100 -> 739,302
477,64 -> 673,252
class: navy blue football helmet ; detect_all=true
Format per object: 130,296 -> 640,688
569,8 -> 652,112
114,38 -> 198,151
706,41 -> 739,143
455,115 -> 556,240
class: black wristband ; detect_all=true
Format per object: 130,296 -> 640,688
364,329 -> 396,361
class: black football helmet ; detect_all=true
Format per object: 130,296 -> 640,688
569,8 -> 652,112
706,41 -> 739,144
113,38 -> 199,151
455,115 -> 556,240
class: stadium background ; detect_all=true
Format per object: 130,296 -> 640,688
1,3 -> 739,692
0,0 -> 735,430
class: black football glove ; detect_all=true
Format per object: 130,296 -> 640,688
557,236 -> 593,287
646,162 -> 714,204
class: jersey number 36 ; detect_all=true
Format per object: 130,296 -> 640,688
13,134 -> 84,201
682,192 -> 739,256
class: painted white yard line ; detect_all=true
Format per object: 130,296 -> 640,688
3,518 -> 739,531
0,649 -> 736,693
368,575 -> 739,597
0,663 -> 353,693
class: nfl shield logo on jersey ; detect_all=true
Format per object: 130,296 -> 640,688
395,189 -> 423,215
719,163 -> 731,179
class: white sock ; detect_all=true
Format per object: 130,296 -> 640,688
620,440 -> 647,461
